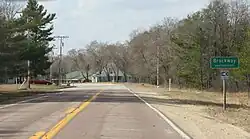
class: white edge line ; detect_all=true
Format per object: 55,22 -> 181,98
0,95 -> 49,109
126,87 -> 192,139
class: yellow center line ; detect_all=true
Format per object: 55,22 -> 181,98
65,107 -> 77,114
29,131 -> 46,139
30,91 -> 102,139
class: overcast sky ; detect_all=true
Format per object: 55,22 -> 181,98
40,0 -> 210,54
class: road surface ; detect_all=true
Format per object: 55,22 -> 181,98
0,83 -> 186,139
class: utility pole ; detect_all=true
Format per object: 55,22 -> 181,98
199,27 -> 204,91
49,44 -> 57,82
49,50 -> 55,82
27,60 -> 30,89
53,36 -> 69,86
26,17 -> 31,89
16,11 -> 31,89
156,44 -> 159,88
156,27 -> 160,88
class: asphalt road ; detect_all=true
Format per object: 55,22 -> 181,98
0,83 -> 185,139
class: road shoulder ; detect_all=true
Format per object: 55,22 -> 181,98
125,83 -> 250,139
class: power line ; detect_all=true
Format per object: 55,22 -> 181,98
53,35 -> 69,86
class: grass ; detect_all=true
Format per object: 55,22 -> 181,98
163,87 -> 250,131
164,88 -> 249,107
0,84 -> 70,104
0,84 -> 61,92
126,83 -> 250,132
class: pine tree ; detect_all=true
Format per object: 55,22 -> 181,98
0,13 -> 28,80
20,0 -> 56,76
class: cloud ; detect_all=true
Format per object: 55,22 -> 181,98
77,0 -> 100,11
112,0 -> 174,11
41,0 -> 210,53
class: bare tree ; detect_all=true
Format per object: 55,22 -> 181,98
68,49 -> 92,81
60,0 -> 250,92
86,41 -> 107,76
0,0 -> 22,20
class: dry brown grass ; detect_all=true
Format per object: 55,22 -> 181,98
0,84 -> 63,104
125,83 -> 250,132
0,84 -> 19,92
166,88 -> 250,132
0,84 -> 61,93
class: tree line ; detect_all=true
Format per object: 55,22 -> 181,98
53,0 -> 250,92
0,0 -> 56,83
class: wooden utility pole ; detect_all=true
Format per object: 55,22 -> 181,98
27,60 -> 30,89
53,36 -> 69,86
169,78 -> 171,91
155,27 -> 160,88
199,27 -> 204,91
15,12 -> 31,89
49,48 -> 56,82
156,44 -> 159,88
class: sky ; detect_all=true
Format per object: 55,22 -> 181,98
39,0 -> 211,55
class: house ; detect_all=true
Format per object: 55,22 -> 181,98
65,71 -> 92,83
91,63 -> 133,83
64,63 -> 133,83
91,69 -> 132,83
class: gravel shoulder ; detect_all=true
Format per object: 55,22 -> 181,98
125,83 -> 250,139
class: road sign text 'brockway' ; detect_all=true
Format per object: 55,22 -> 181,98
210,57 -> 239,69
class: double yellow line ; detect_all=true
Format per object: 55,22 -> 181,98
29,91 -> 101,139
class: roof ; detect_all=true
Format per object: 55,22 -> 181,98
92,70 -> 125,77
65,71 -> 92,80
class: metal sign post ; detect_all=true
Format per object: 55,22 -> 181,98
210,57 -> 239,110
220,70 -> 229,110
222,78 -> 226,110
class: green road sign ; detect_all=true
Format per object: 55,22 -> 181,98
210,57 -> 239,69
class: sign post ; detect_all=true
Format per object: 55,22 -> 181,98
222,78 -> 226,110
220,70 -> 229,110
169,78 -> 171,91
210,57 -> 239,110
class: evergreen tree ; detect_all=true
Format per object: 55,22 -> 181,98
20,0 -> 56,76
0,12 -> 28,80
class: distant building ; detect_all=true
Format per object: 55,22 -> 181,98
65,71 -> 92,83
91,70 -> 132,83
64,68 -> 132,83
